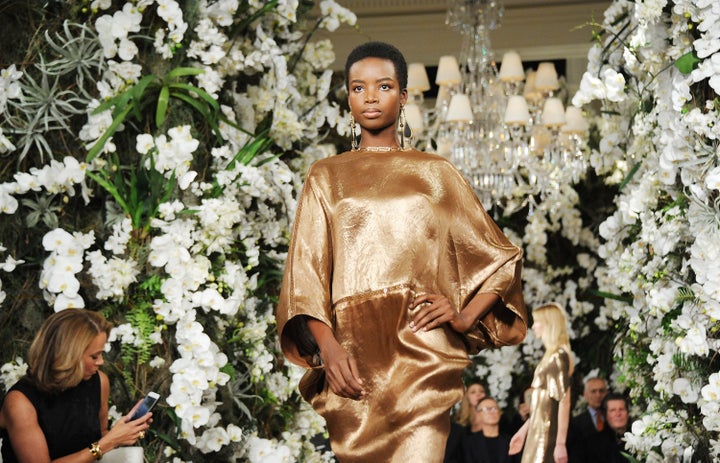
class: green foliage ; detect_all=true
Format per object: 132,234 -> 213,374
675,51 -> 701,75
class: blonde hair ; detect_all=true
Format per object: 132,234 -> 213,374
533,302 -> 574,373
455,383 -> 485,426
27,309 -> 112,393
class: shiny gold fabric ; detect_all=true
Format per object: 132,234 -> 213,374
276,149 -> 527,462
522,348 -> 572,463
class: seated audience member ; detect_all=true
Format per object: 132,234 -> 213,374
603,393 -> 631,462
462,396 -> 518,463
570,392 -> 632,463
568,376 -> 609,463
445,383 -> 486,463
0,310 -> 152,463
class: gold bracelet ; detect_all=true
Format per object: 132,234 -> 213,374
89,441 -> 103,460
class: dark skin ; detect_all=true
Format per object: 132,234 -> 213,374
307,56 -> 500,400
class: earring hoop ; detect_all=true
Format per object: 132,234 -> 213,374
399,105 -> 412,149
350,114 -> 359,151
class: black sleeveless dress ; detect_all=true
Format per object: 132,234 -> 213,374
0,374 -> 102,462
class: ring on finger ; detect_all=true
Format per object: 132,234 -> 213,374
138,430 -> 146,439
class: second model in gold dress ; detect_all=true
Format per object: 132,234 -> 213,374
277,149 -> 527,462
522,348 -> 572,463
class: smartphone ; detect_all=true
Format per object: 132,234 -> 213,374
130,391 -> 160,421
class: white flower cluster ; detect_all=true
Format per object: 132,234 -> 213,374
137,125 -> 199,189
0,65 -> 22,153
39,228 -> 95,311
0,357 -> 27,392
94,0 -> 187,62
0,0 -> 358,458
241,401 -> 332,463
573,0 -> 720,459
1,156 -> 89,214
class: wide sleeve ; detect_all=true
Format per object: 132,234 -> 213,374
440,164 -> 527,354
546,348 -> 572,401
276,165 -> 333,369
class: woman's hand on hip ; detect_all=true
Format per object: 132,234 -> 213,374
409,294 -> 474,333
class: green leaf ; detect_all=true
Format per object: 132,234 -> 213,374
619,161 -> 641,191
156,85 -> 170,127
132,75 -> 158,120
166,67 -> 205,79
86,171 -> 130,213
167,82 -> 219,111
170,91 -> 224,142
590,289 -> 633,303
674,51 -> 701,75
226,131 -> 271,171
86,104 -> 132,162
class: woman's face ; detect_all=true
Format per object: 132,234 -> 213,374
466,383 -> 486,406
347,57 -> 407,136
532,319 -> 545,341
82,332 -> 107,380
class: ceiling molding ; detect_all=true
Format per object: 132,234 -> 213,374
317,1 -> 610,88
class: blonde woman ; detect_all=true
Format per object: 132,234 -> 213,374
0,310 -> 152,462
445,382 -> 487,462
509,303 -> 573,463
456,383 -> 486,428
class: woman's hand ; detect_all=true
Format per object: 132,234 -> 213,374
306,318 -> 364,401
409,294 -> 474,333
508,420 -> 529,455
100,402 -> 153,450
553,443 -> 568,463
319,338 -> 365,400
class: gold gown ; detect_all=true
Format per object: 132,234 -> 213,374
276,149 -> 527,462
522,348 -> 572,463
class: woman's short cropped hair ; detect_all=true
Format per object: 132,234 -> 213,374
345,41 -> 408,91
27,309 -> 112,393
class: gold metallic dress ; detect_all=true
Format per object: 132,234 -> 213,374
522,348 -> 572,463
276,149 -> 527,462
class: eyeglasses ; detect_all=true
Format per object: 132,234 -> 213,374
477,406 -> 499,412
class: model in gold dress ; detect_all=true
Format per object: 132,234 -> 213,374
510,303 -> 573,463
276,42 -> 527,462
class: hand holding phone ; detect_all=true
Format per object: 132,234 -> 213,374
130,391 -> 160,421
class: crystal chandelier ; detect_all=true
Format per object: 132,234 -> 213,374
404,0 -> 589,210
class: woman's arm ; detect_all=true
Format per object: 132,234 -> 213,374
99,371 -> 110,436
553,387 -> 571,463
306,318 -> 365,400
508,419 -> 529,455
409,292 -> 499,334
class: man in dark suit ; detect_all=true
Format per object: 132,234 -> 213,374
461,396 -> 518,463
568,377 -> 609,463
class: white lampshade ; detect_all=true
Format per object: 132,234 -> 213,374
404,103 -> 424,134
561,106 -> 589,134
534,62 -> 559,91
504,95 -> 531,125
523,70 -> 542,104
407,63 -> 431,93
445,94 -> 473,122
498,51 -> 524,82
436,55 -> 462,85
541,97 -> 565,127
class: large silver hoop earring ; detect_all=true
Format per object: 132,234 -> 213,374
350,114 -> 359,151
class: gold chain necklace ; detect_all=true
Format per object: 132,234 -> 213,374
353,146 -> 411,152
